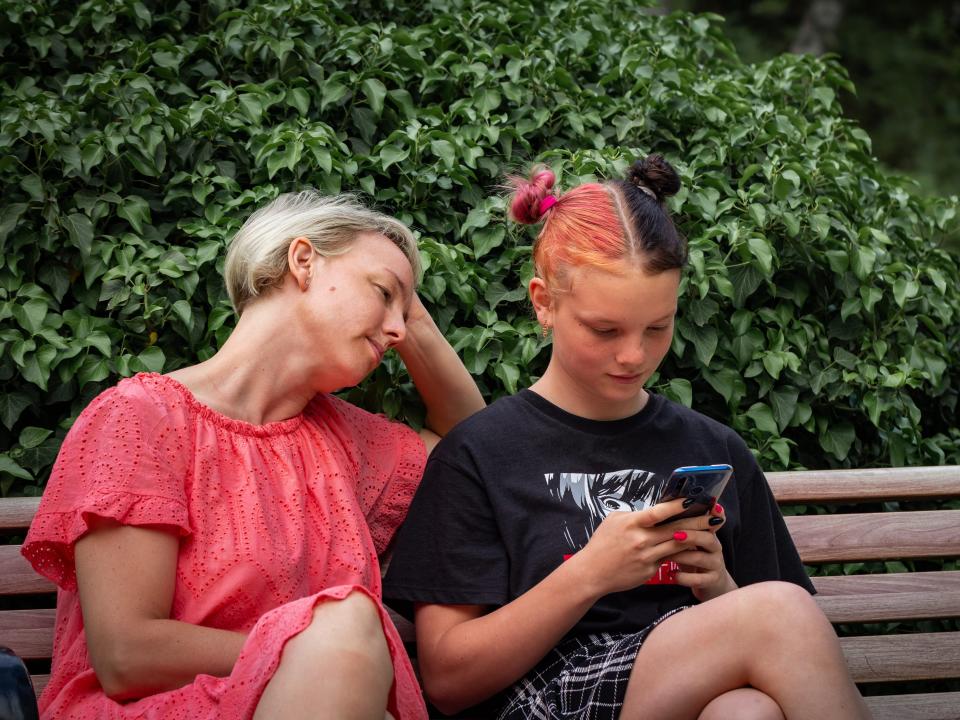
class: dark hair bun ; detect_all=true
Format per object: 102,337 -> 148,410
508,166 -> 556,225
626,154 -> 681,203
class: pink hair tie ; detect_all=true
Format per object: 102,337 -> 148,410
538,195 -> 558,217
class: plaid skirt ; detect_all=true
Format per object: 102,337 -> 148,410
496,607 -> 690,720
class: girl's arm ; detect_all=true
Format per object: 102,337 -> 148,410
74,519 -> 247,700
395,295 -> 484,450
414,498 -> 702,714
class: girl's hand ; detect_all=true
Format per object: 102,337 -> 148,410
669,504 -> 737,602
570,499 -> 694,597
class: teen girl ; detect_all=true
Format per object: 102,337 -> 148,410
383,157 -> 871,720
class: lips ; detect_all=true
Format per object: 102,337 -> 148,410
609,373 -> 642,383
367,338 -> 385,363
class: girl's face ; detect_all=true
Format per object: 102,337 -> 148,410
531,261 -> 680,420
295,231 -> 415,392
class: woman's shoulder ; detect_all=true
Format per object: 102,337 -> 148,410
76,372 -> 195,430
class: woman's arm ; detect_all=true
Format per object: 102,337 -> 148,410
74,519 -> 247,700
395,295 -> 484,448
414,499 -> 704,714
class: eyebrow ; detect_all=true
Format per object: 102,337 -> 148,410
582,310 -> 677,324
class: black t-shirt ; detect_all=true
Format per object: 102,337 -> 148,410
383,389 -> 814,637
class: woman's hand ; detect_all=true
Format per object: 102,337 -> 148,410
570,498 -> 696,597
392,293 -> 484,447
668,503 -> 737,602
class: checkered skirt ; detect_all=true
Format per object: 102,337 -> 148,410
496,607 -> 689,720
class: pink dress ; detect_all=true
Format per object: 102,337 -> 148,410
21,373 -> 429,719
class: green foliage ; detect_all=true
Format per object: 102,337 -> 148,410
1,0 -> 958,496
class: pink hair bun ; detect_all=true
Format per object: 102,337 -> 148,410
508,167 -> 557,224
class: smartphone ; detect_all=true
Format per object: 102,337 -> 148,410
655,464 -> 733,525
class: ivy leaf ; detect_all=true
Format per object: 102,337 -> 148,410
63,213 -> 94,256
118,196 -> 151,235
820,422 -> 856,461
0,454 -> 33,482
18,426 -> 53,449
746,403 -> 778,435
0,393 -> 32,430
362,78 -> 387,116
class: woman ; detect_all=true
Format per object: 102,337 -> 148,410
21,190 -> 484,719
383,157 -> 871,720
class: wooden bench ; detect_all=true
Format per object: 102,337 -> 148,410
2,465 -> 959,718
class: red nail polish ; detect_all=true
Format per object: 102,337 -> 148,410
673,531 -> 687,541
714,503 -> 724,514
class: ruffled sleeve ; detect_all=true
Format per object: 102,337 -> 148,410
317,396 -> 427,556
21,375 -> 193,591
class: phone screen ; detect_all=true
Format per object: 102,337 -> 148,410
655,464 -> 732,525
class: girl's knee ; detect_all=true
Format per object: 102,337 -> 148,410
699,688 -> 784,720
739,581 -> 833,641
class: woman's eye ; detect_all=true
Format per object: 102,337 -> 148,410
591,327 -> 616,336
376,285 -> 392,301
647,326 -> 668,333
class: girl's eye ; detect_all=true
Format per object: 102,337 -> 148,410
591,327 -> 616,336
647,325 -> 669,333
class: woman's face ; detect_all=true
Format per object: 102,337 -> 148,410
298,231 -> 415,392
532,261 -> 680,419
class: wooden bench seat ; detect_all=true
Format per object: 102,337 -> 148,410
2,465 -> 959,718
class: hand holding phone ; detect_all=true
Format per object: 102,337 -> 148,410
655,464 -> 732,526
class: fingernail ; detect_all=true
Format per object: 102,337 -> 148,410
709,516 -> 724,526
682,498 -> 696,508
673,531 -> 688,541
714,503 -> 724,514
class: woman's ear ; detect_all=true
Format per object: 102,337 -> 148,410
529,277 -> 554,328
288,237 -> 315,291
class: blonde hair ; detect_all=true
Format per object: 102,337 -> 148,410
224,190 -> 421,315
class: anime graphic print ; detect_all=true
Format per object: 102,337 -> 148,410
545,467 -> 679,584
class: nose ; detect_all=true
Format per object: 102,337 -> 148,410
383,305 -> 406,347
615,338 -> 646,368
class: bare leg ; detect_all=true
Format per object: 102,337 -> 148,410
621,581 -> 871,720
698,688 -> 784,720
253,591 -> 394,720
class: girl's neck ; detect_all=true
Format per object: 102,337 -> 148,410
529,368 -> 649,421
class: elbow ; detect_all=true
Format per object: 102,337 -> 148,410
90,635 -> 151,701
421,666 -> 476,716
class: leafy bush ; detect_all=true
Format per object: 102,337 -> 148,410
1,0 -> 958,496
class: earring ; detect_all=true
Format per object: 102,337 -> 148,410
541,324 -> 550,338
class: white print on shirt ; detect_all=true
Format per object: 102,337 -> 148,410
545,468 -> 660,550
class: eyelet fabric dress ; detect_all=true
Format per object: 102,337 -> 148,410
21,373 -> 428,720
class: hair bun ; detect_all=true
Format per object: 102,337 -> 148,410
626,154 -> 681,203
508,166 -> 557,224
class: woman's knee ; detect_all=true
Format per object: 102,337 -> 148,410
300,591 -> 389,654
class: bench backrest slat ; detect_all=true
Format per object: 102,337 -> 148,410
0,545 -> 55,595
784,510 -> 960,563
0,496 -> 40,532
0,609 -> 55,660
816,590 -> 960,623
766,466 -> 959,503
813,570 -> 960,596
840,633 -> 960,683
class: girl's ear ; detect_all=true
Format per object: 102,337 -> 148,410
288,237 -> 315,291
529,276 -> 554,327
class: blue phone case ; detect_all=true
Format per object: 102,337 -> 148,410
656,463 -> 733,524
